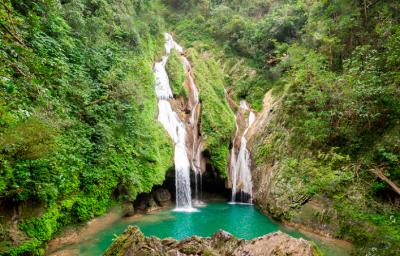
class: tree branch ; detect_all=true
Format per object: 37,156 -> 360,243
370,168 -> 400,196
0,2 -> 26,47
0,23 -> 25,47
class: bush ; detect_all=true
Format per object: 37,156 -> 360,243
166,49 -> 187,98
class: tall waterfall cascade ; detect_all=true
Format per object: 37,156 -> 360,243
154,33 -> 203,211
182,57 -> 204,206
230,101 -> 256,203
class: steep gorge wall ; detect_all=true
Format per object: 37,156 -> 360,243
248,88 -> 400,255
248,91 -> 341,237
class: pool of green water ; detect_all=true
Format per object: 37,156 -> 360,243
62,202 -> 349,256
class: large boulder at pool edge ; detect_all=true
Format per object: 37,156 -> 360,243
104,226 -> 321,256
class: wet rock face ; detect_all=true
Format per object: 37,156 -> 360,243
104,226 -> 319,256
133,188 -> 172,213
153,188 -> 172,206
122,202 -> 135,217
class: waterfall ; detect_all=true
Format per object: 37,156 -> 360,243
182,56 -> 204,206
230,101 -> 256,203
154,33 -> 202,211
230,121 -> 239,202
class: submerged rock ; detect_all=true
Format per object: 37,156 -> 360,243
104,226 -> 320,256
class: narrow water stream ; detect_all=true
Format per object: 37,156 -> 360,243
230,101 -> 256,203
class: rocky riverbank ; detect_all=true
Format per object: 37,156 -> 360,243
46,188 -> 173,255
104,226 -> 320,256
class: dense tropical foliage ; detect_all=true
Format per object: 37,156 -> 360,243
0,0 -> 173,254
1,0 -> 399,255
166,0 -> 400,254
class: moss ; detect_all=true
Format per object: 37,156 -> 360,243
104,226 -> 145,256
311,241 -> 324,256
20,203 -> 60,241
188,48 -> 235,177
5,239 -> 43,256
166,49 -> 188,98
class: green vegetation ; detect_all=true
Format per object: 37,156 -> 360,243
1,0 -> 400,255
250,4 -> 400,254
188,48 -> 235,177
164,0 -> 400,255
165,49 -> 187,98
0,0 -> 172,254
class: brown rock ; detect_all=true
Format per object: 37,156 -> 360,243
247,90 -> 341,237
134,193 -> 160,213
153,188 -> 171,206
134,194 -> 151,212
235,231 -> 315,256
122,202 -> 135,217
104,226 -> 319,256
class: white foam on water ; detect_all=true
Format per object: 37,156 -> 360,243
173,207 -> 199,213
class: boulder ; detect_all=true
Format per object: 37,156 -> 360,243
235,231 -> 317,256
133,188 -> 172,213
147,197 -> 159,212
104,226 -> 320,256
122,202 -> 135,217
153,188 -> 171,206
133,194 -> 151,213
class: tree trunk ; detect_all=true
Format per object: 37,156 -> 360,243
370,168 -> 400,196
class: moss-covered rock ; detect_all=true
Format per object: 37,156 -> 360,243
166,49 -> 188,98
188,49 -> 235,177
104,226 -> 320,256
